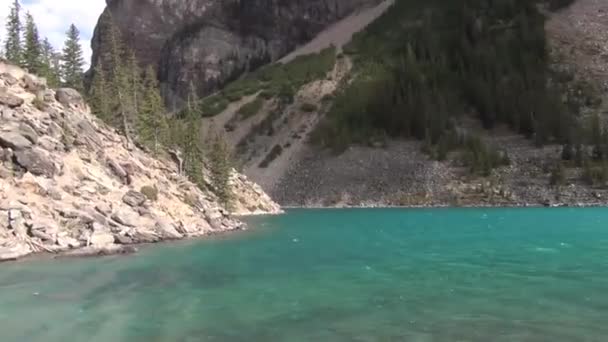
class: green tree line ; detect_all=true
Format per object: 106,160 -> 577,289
314,0 -> 579,152
88,12 -> 234,205
1,0 -> 84,89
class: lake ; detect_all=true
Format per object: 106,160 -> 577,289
1,208 -> 607,341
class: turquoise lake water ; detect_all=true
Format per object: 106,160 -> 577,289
1,208 -> 608,341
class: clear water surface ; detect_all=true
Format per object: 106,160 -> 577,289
1,208 -> 607,341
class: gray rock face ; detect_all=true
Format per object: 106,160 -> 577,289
122,190 -> 146,207
55,88 -> 85,108
13,148 -> 57,177
90,0 -> 379,108
0,132 -> 32,150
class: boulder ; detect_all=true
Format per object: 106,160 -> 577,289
0,131 -> 32,150
90,230 -> 115,247
57,236 -> 81,249
129,230 -> 160,243
0,242 -> 31,261
0,89 -> 24,108
122,190 -> 146,207
107,158 -> 127,179
55,88 -> 85,108
95,203 -> 112,216
155,220 -> 183,239
17,123 -> 38,143
111,207 -> 140,227
23,73 -> 46,92
113,234 -> 133,245
13,148 -> 56,177
74,119 -> 102,149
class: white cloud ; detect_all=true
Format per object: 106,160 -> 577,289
0,0 -> 106,67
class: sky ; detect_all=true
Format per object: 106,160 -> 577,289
0,0 -> 106,67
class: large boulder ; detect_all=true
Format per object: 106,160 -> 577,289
0,89 -> 24,108
55,88 -> 85,109
90,229 -> 115,247
155,220 -> 183,239
17,123 -> 39,144
13,148 -> 57,177
0,131 -> 32,150
111,207 -> 140,227
122,190 -> 146,207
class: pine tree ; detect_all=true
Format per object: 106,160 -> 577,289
126,51 -> 143,115
138,66 -> 167,154
89,61 -> 111,121
61,24 -> 85,91
4,0 -> 22,65
182,83 -> 205,188
40,38 -> 60,87
208,131 -> 233,207
22,12 -> 41,73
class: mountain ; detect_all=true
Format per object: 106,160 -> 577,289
87,0 -> 608,208
0,60 -> 280,261
90,0 -> 380,109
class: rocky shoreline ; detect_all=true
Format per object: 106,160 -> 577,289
0,61 -> 281,262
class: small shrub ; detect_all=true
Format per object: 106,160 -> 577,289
199,95 -> 229,117
33,97 -> 45,111
259,144 -> 283,168
238,97 -> 264,119
300,103 -> 317,113
140,185 -> 159,201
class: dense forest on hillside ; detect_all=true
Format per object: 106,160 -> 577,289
313,0 -> 578,152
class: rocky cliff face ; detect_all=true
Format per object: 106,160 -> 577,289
90,0 -> 378,109
0,61 -> 281,262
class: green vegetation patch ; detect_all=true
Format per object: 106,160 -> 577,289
188,46 -> 337,118
140,185 -> 159,201
314,0 -> 576,152
237,97 -> 265,120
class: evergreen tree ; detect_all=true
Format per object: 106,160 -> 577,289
138,66 -> 167,154
208,131 -> 233,207
4,0 -> 22,65
182,83 -> 205,188
126,51 -> 143,114
88,61 -> 111,122
61,24 -> 84,91
40,38 -> 60,87
22,12 -> 41,73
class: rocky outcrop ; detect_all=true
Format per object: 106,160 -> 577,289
0,61 -> 281,262
90,0 -> 380,108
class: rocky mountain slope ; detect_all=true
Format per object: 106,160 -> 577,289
198,0 -> 608,208
90,0 -> 380,108
0,61 -> 280,262
88,0 -> 608,208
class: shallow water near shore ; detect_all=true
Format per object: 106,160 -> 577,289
1,208 -> 608,341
